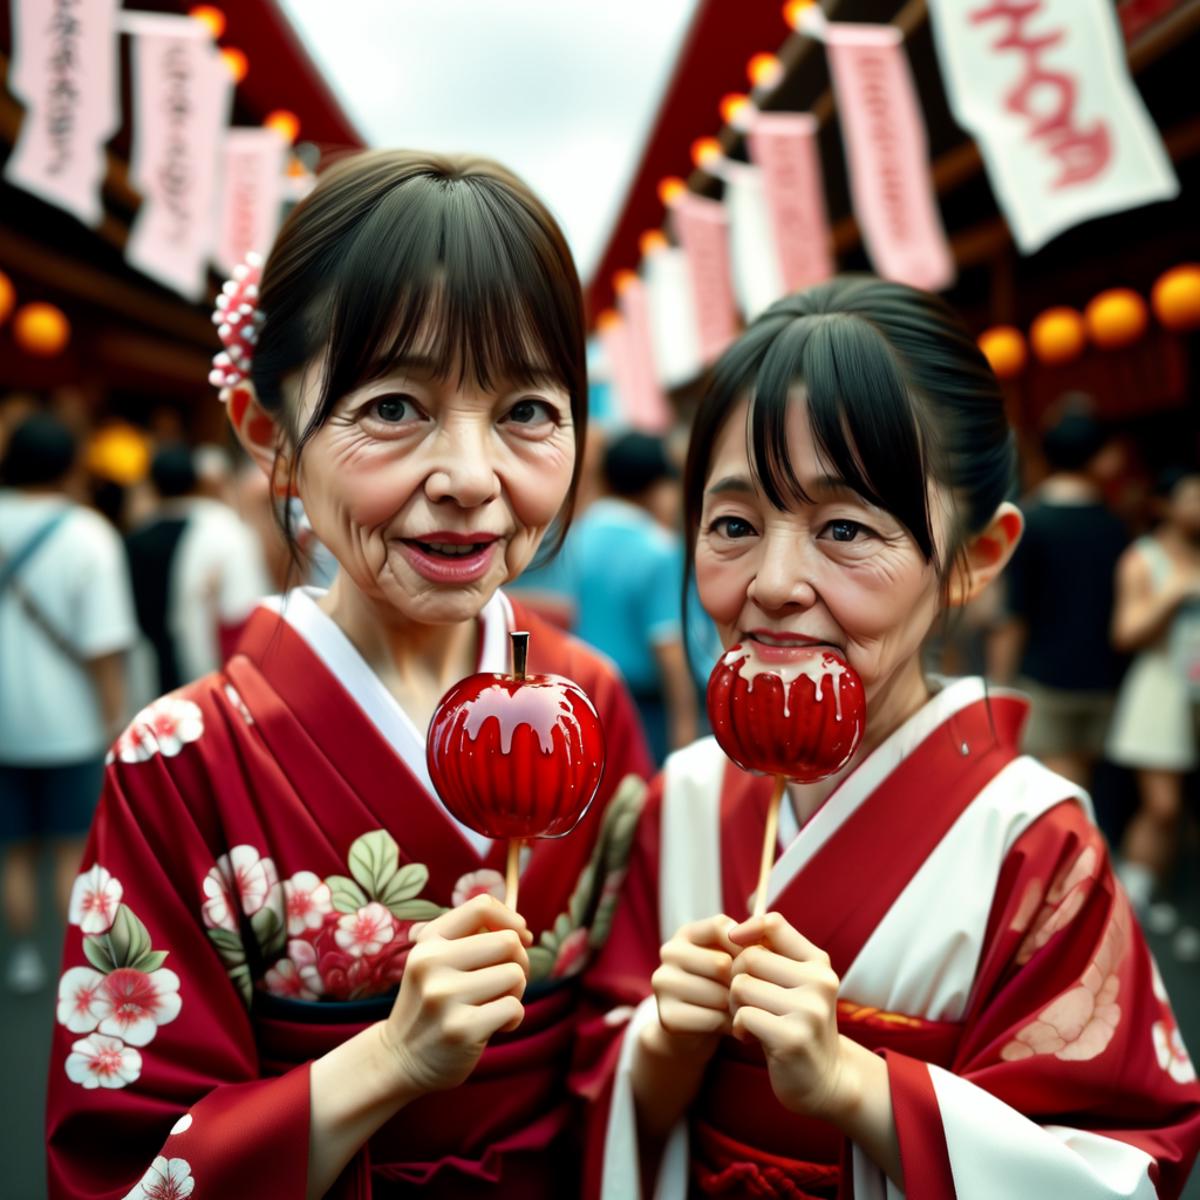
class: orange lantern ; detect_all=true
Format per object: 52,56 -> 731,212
1151,264 -> 1200,332
783,0 -> 816,30
596,309 -> 622,334
1030,307 -> 1086,366
86,424 -> 151,487
13,302 -> 70,357
639,230 -> 668,258
1085,288 -> 1148,350
690,137 -> 723,171
264,110 -> 300,143
977,326 -> 1027,380
747,53 -> 783,90
188,5 -> 226,38
720,92 -> 751,127
613,269 -> 639,296
220,47 -> 248,82
657,176 -> 687,207
0,271 -> 14,326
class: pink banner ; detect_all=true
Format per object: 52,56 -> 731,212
669,192 -> 739,361
123,13 -> 232,301
616,278 -> 672,432
824,23 -> 955,291
215,128 -> 289,277
747,111 -> 834,293
644,244 -> 703,388
724,161 -> 785,321
4,0 -> 121,227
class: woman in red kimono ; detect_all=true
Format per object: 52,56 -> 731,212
582,277 -> 1200,1198
46,150 -> 652,1199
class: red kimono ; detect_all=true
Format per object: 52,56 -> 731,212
46,588 -> 652,1199
581,678 -> 1200,1198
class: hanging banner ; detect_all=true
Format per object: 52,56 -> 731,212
927,0 -> 1179,253
596,316 -> 640,429
123,13 -> 233,301
4,0 -> 122,227
215,128 -> 289,276
643,244 -> 704,388
668,192 -> 739,361
823,22 -> 956,291
724,162 -> 786,321
747,111 -> 835,293
616,277 -> 672,432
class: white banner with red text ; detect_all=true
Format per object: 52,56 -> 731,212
215,127 -> 289,276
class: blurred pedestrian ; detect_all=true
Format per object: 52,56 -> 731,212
1108,467 -> 1200,953
571,430 -> 698,763
0,414 -> 136,993
125,443 -> 271,696
993,411 -> 1128,788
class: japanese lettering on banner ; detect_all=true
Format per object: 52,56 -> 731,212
123,13 -> 232,301
724,161 -> 786,322
216,128 -> 289,277
643,242 -> 704,389
747,111 -> 834,293
822,22 -> 956,291
668,192 -> 739,362
926,0 -> 1178,253
5,0 -> 122,227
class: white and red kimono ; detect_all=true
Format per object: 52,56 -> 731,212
46,588 -> 652,1199
580,678 -> 1200,1198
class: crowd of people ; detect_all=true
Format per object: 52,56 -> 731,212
0,149 -> 1196,1196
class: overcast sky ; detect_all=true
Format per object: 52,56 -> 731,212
278,0 -> 699,282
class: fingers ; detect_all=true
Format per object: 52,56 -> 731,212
444,994 -> 526,1043
657,995 -> 731,1039
423,894 -> 533,944
731,1004 -> 781,1045
730,943 -> 833,990
431,961 -> 528,1008
661,937 -> 733,985
414,927 -> 531,976
730,913 -> 829,964
677,914 -> 740,956
652,962 -> 729,1011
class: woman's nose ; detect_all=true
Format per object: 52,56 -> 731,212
423,421 -> 500,508
747,535 -> 819,613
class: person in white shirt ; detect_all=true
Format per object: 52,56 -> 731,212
0,413 -> 137,992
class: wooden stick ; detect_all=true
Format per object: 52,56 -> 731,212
505,837 -> 522,912
752,775 -> 787,919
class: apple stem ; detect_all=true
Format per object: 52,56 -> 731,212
752,775 -> 786,919
511,630 -> 530,681
505,838 -> 523,911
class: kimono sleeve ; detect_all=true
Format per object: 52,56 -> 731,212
46,746 -> 311,1200
878,802 -> 1200,1200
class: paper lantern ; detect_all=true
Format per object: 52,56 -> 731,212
613,269 -> 639,296
747,52 -> 784,90
0,272 -> 14,326
220,47 -> 248,82
978,325 -> 1026,379
1085,288 -> 1148,350
1151,264 -> 1200,332
264,110 -> 300,143
596,309 -> 621,333
691,137 -> 723,171
188,5 -> 225,37
639,229 -> 668,257
720,93 -> 751,127
658,176 -> 687,207
1030,307 -> 1086,366
13,302 -> 70,357
783,0 -> 817,29
86,424 -> 151,486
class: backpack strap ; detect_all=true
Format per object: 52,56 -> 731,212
0,507 -> 71,593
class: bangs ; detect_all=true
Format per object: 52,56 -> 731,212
707,312 -> 938,562
307,171 -> 581,433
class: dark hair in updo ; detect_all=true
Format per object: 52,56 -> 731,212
249,149 -> 588,561
683,275 -> 1016,588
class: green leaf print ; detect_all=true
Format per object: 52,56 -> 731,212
379,863 -> 430,908
527,945 -> 556,980
90,904 -> 154,972
250,903 -> 286,959
129,949 -> 169,973
348,830 -> 400,899
82,936 -> 116,974
387,898 -> 445,921
228,963 -> 253,1007
327,874 -> 369,914
205,925 -> 246,967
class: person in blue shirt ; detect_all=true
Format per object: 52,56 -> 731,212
570,432 -> 698,764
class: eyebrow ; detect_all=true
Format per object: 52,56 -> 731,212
368,355 -> 563,391
705,472 -> 867,500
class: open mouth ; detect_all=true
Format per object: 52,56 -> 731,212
406,539 -> 495,559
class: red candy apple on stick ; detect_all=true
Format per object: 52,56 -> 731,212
427,631 -> 605,912
706,642 -> 866,917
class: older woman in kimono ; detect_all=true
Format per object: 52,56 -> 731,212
46,151 -> 651,1199
583,277 -> 1200,1198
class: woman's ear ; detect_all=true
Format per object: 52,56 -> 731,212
946,502 -> 1023,608
226,385 -> 295,497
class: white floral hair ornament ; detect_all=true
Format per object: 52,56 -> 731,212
208,251 -> 264,404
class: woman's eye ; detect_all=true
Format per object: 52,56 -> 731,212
504,398 -> 556,426
369,395 -> 418,424
710,515 -> 757,539
824,519 -> 869,543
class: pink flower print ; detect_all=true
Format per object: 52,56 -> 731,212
111,697 -> 204,763
264,957 -> 319,1001
551,927 -> 590,979
65,1032 -> 142,1089
1002,904 -> 1128,1064
122,1155 -> 194,1199
202,845 -> 279,930
287,938 -> 324,996
1015,846 -> 1100,965
335,902 -> 395,958
56,966 -> 107,1034
283,870 -> 333,936
452,869 -> 506,908
1152,1017 -> 1197,1085
95,967 -> 182,1047
68,864 -> 123,934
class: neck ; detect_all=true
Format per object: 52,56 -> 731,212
787,655 -> 931,825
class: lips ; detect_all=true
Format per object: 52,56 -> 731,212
397,532 -> 502,585
746,630 -> 841,662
